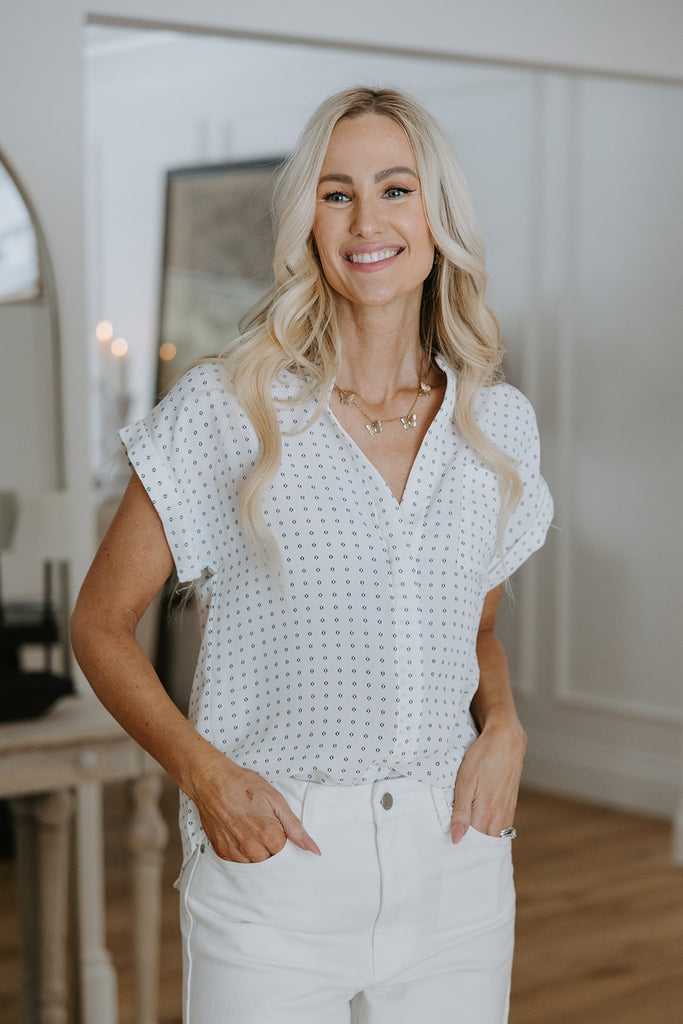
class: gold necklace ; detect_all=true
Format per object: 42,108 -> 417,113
333,369 -> 432,438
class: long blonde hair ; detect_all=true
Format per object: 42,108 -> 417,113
218,86 -> 522,564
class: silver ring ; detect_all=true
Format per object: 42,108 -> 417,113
499,827 -> 517,839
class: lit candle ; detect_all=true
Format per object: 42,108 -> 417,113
159,342 -> 176,362
95,320 -> 114,345
110,336 -> 128,396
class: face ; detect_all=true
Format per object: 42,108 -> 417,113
312,114 -> 435,315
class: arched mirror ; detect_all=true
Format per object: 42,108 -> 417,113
0,160 -> 41,303
0,149 -> 68,683
0,149 -> 64,492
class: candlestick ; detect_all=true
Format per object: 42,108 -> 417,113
111,336 -> 128,397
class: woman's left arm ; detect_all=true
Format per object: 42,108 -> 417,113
449,583 -> 527,843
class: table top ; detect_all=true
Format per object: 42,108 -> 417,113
0,695 -> 163,798
0,695 -> 128,752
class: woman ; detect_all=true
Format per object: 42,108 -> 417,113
72,87 -> 553,1023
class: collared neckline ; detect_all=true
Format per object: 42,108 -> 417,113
323,350 -> 457,516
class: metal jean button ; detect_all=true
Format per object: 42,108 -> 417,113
380,792 -> 393,810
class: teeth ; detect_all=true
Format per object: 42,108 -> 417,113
347,249 -> 400,264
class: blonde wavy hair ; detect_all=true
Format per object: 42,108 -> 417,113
217,86 -> 522,565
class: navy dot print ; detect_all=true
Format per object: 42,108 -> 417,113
119,355 -> 553,861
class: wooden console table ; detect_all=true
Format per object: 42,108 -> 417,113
0,696 -> 167,1024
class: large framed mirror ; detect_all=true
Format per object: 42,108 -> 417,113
84,23 -> 683,849
0,149 -> 69,686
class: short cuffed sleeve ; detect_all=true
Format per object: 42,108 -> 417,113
119,363 -> 232,583
483,385 -> 554,589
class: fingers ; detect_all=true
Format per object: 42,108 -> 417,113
274,800 -> 322,856
450,760 -> 476,844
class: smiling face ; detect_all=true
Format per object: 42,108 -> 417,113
312,114 -> 435,317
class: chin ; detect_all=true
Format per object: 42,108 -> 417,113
337,278 -> 424,309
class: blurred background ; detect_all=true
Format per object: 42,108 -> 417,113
0,2 -> 681,1022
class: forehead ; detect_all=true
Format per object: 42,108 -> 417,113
321,114 -> 417,172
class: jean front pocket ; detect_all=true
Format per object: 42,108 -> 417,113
193,833 -> 327,929
203,834 -> 293,872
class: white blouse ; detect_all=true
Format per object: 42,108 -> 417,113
120,355 -> 553,858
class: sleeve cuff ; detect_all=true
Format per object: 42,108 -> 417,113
487,483 -> 554,589
119,420 -> 202,584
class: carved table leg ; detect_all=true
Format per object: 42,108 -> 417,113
12,792 -> 75,1024
674,789 -> 683,865
128,774 -> 168,1024
11,798 -> 40,1024
75,782 -> 118,1024
34,791 -> 75,1024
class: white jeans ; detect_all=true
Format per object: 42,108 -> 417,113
177,776 -> 515,1023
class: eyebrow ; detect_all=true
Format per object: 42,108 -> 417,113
318,166 -> 419,186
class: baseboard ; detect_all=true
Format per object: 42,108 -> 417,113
522,726 -> 681,820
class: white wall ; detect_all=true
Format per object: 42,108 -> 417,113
506,73 -> 683,817
1,1 -> 681,815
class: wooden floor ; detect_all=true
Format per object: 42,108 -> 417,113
0,782 -> 681,1023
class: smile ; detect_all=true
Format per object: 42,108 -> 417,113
345,248 -> 402,264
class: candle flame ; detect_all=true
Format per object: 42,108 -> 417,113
96,320 -> 114,343
159,342 -> 177,362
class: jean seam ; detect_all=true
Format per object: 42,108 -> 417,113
181,845 -> 202,1024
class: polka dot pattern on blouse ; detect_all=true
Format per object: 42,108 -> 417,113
120,355 -> 553,860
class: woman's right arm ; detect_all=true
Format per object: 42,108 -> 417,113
70,471 -> 320,862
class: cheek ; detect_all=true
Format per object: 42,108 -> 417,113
400,208 -> 433,252
409,222 -> 436,272
312,221 -> 332,264
414,215 -> 435,251
312,226 -> 343,284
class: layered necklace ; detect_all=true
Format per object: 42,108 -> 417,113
333,358 -> 432,438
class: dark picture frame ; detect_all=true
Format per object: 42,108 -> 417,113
156,157 -> 284,400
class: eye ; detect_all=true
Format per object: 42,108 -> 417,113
384,186 -> 414,199
321,190 -> 351,203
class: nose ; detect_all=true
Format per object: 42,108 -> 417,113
350,193 -> 382,237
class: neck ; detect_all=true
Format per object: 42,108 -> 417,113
334,299 -> 425,402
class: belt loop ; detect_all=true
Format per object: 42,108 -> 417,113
430,785 -> 453,832
298,779 -> 312,831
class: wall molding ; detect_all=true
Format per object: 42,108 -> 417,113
512,74 -> 546,701
554,687 -> 682,726
545,76 -> 682,729
523,726 -> 680,819
550,74 -> 581,722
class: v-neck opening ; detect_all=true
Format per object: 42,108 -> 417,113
325,354 -> 455,511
